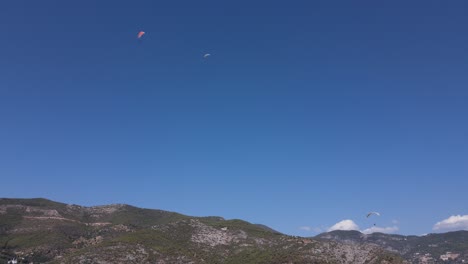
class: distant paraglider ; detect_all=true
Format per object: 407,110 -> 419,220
366,212 -> 380,218
137,31 -> 145,39
366,212 -> 380,226
203,53 -> 211,58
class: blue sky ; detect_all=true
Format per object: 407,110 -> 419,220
1,0 -> 467,236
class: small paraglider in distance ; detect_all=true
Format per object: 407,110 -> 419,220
203,53 -> 211,58
137,31 -> 145,39
367,212 -> 380,226
366,212 -> 380,218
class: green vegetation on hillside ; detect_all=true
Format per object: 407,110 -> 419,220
0,198 -> 406,264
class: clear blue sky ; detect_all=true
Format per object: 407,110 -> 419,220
1,1 -> 467,236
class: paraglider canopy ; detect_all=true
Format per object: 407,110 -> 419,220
203,53 -> 211,58
137,31 -> 145,39
366,212 -> 381,218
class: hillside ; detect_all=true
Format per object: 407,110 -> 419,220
316,230 -> 468,263
0,198 -> 404,264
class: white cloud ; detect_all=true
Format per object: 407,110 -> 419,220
299,226 -> 324,233
433,215 -> 468,231
327,219 -> 399,234
362,226 -> 399,234
328,220 -> 360,232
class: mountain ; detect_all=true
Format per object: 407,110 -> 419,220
0,198 -> 404,264
316,230 -> 468,263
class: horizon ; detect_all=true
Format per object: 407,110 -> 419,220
1,196 -> 466,237
1,1 -> 467,237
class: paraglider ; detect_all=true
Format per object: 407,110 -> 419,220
366,212 -> 380,218
366,212 -> 380,226
203,53 -> 211,58
137,31 -> 145,39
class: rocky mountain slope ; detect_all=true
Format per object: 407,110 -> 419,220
316,230 -> 468,263
0,198 -> 404,264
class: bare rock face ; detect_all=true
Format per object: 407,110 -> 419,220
190,220 -> 234,246
0,204 -> 61,217
85,204 -> 127,218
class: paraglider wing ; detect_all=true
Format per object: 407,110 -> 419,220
137,31 -> 145,39
203,53 -> 211,58
366,212 -> 380,218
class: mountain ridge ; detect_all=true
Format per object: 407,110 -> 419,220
316,230 -> 468,263
0,198 -> 404,263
